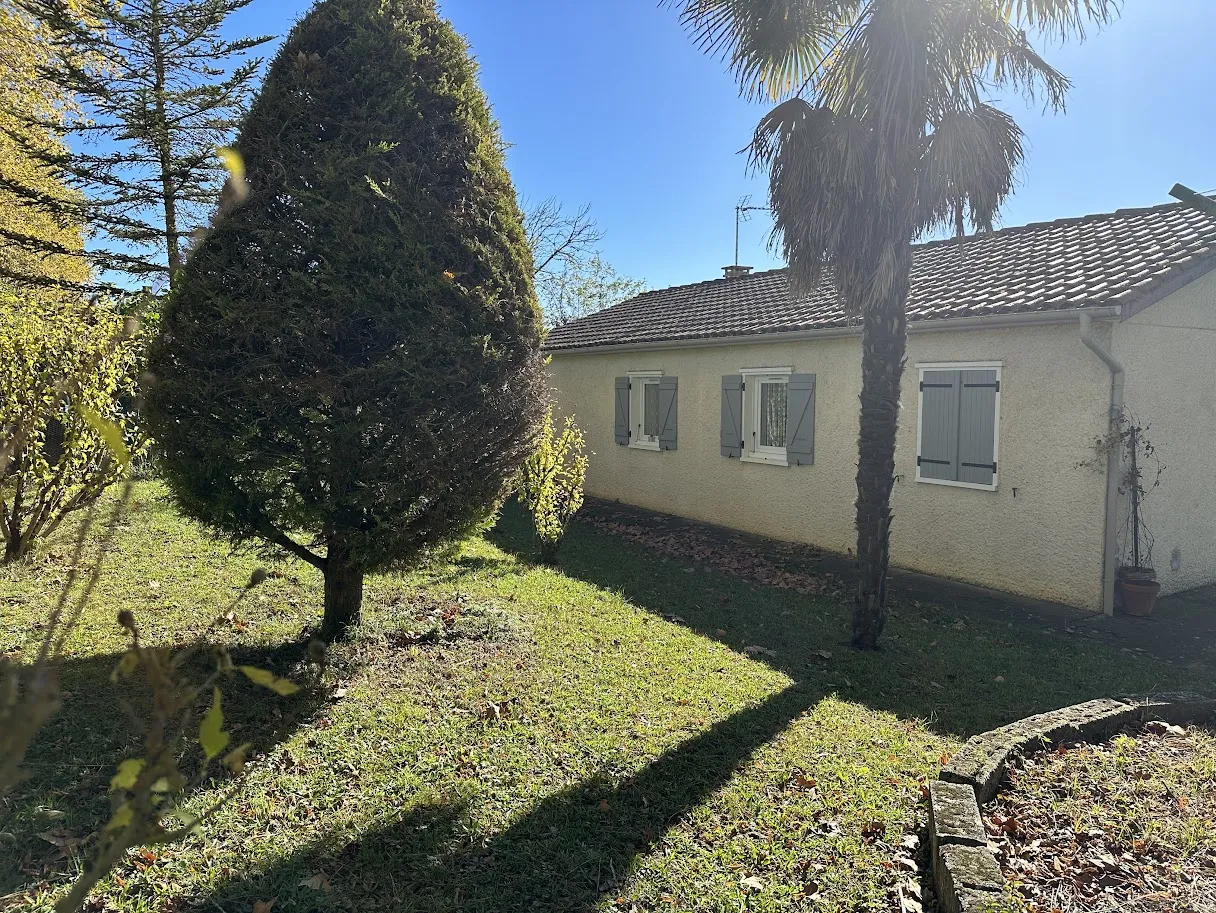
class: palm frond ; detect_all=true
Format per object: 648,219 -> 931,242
996,0 -> 1119,39
666,0 -> 862,100
751,98 -> 881,303
815,0 -> 931,124
929,1 -> 1071,114
916,102 -> 1024,236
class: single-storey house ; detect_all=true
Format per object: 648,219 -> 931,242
543,200 -> 1216,614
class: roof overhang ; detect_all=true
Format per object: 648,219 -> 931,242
544,305 -> 1124,356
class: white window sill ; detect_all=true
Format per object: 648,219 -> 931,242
629,440 -> 661,452
915,475 -> 998,492
741,452 -> 788,467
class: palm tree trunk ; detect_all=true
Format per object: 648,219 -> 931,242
852,242 -> 911,650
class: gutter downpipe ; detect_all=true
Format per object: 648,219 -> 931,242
1078,311 -> 1124,616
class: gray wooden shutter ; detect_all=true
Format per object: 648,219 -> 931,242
917,370 -> 959,481
720,375 -> 743,458
614,376 -> 629,445
785,374 -> 816,466
657,376 -> 678,451
957,369 -> 998,485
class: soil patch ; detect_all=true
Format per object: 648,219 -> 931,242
989,721 -> 1216,912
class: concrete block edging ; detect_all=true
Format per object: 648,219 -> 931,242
929,693 -> 1216,913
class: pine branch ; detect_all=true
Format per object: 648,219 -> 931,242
6,0 -> 272,288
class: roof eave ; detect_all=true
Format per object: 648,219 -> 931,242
544,305 -> 1124,356
1118,250 -> 1216,320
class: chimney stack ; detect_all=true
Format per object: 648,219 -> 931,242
722,264 -> 753,279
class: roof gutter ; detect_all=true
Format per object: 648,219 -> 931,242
545,306 -> 1123,356
1078,311 -> 1125,617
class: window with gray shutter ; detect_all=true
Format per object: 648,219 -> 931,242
786,374 -> 816,466
957,370 -> 998,485
916,366 -> 1000,487
657,377 -> 678,451
720,375 -> 743,458
614,376 -> 629,445
917,370 -> 960,481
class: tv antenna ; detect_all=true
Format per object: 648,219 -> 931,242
734,197 -> 771,266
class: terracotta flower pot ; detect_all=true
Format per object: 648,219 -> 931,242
1118,578 -> 1160,617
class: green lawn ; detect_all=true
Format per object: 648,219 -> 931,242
2,486 -> 1212,912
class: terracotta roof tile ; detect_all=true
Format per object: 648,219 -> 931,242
545,200 -> 1216,351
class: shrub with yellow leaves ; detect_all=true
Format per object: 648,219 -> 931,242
1,321 -> 308,912
516,407 -> 589,563
0,292 -> 144,563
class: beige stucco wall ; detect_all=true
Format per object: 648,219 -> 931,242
1114,267 -> 1216,597
548,322 -> 1115,610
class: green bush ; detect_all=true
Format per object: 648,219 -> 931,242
0,294 -> 143,562
516,408 -> 588,562
145,0 -> 544,642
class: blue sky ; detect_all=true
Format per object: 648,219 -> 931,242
231,0 -> 1216,292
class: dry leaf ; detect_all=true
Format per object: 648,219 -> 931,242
37,828 -> 82,849
743,645 -> 777,657
252,901 -> 276,913
298,873 -> 330,891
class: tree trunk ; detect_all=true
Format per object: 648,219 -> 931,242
3,538 -> 20,564
320,548 -> 363,642
148,0 -> 181,283
3,531 -> 30,564
3,491 -> 28,563
852,243 -> 911,650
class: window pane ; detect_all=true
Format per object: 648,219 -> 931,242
760,381 -> 787,447
643,382 -> 660,437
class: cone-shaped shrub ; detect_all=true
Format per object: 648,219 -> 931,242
145,0 -> 543,641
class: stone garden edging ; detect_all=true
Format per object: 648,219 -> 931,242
928,693 -> 1216,913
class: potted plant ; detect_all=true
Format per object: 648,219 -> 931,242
1109,412 -> 1164,616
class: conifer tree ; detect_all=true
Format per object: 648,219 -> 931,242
0,0 -> 270,289
145,0 -> 544,641
0,0 -> 88,293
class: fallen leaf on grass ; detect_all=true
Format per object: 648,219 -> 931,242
813,649 -> 832,660
252,901 -> 276,913
861,820 -> 885,842
743,645 -> 777,658
298,874 -> 330,891
740,875 -> 764,891
37,829 -> 83,851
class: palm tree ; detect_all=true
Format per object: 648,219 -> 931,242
671,0 -> 1117,649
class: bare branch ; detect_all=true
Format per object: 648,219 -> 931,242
524,197 -> 603,279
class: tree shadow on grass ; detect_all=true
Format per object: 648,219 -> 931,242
490,500 -> 1216,739
193,683 -> 818,913
0,640 -> 328,895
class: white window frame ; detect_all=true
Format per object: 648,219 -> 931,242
627,371 -> 663,451
914,361 -> 1003,492
740,366 -> 793,467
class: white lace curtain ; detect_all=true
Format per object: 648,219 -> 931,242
760,382 -> 786,448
